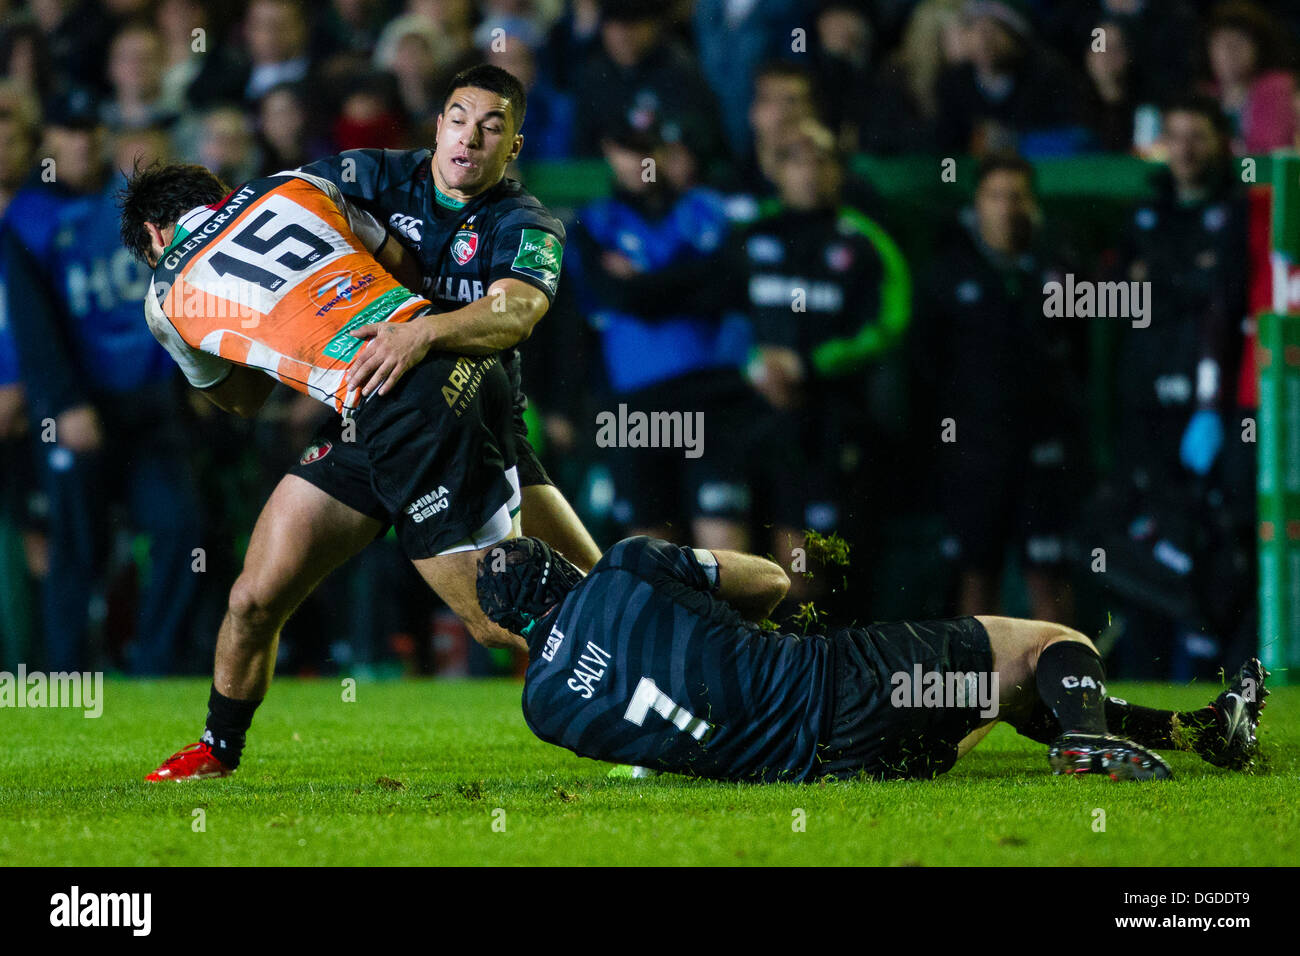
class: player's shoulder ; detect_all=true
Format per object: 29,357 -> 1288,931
370,146 -> 433,181
597,535 -> 690,577
490,178 -> 566,242
299,147 -> 431,192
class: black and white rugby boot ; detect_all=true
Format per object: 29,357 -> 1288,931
1190,658 -> 1269,771
1048,733 -> 1173,781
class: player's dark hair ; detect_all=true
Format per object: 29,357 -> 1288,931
118,161 -> 229,264
443,64 -> 528,133
975,151 -> 1037,191
1161,94 -> 1234,143
476,537 -> 584,639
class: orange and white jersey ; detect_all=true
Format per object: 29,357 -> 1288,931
144,170 -> 430,414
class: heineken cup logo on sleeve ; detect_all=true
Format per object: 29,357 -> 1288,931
511,228 -> 562,294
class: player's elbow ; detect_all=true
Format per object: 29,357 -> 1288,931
513,297 -> 548,343
762,562 -> 791,609
742,559 -> 789,618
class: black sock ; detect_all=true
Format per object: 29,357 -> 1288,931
1102,697 -> 1179,747
1015,692 -> 1219,750
1034,641 -> 1109,735
203,685 -> 262,769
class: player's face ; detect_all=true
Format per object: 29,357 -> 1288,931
434,86 -> 523,199
142,222 -> 169,269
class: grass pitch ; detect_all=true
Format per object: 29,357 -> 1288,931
1,678 -> 1295,866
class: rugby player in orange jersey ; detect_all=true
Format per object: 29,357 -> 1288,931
120,158 -> 562,779
128,65 -> 601,782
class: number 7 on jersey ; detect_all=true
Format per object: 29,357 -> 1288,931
623,677 -> 715,742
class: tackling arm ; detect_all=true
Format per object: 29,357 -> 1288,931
345,279 -> 550,398
705,549 -> 790,622
420,278 -> 550,353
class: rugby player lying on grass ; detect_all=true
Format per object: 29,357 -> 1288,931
477,536 -> 1267,782
119,161 -> 530,779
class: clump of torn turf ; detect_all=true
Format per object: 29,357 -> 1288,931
792,601 -> 820,632
803,529 -> 851,568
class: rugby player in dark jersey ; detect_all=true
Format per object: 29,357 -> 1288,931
145,65 -> 599,781
478,537 -> 1267,782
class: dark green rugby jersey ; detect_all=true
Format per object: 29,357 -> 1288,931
521,537 -> 832,782
298,148 -> 565,308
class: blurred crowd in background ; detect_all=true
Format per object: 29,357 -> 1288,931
0,0 -> 1289,680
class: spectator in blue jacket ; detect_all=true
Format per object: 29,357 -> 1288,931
0,91 -> 202,674
569,121 -> 765,552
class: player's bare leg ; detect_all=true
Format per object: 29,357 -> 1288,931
949,616 -> 1090,762
519,483 -> 601,571
975,615 -> 1096,726
410,544 -> 527,652
969,616 -> 1267,779
147,475 -> 381,780
945,616 -> 1162,777
216,475 -> 383,700
956,722 -> 999,759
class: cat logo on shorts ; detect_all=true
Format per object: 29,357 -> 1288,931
451,229 -> 479,265
299,440 -> 333,465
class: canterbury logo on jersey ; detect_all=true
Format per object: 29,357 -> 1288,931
389,213 -> 422,245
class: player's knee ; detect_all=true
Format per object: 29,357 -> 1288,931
1038,625 -> 1097,659
226,575 -> 290,638
467,617 -> 526,653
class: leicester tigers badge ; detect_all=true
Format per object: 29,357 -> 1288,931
452,229 -> 479,265
299,440 -> 333,465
